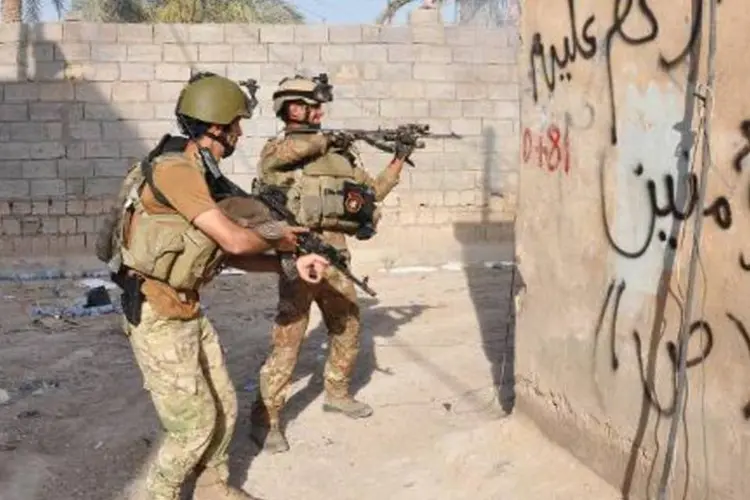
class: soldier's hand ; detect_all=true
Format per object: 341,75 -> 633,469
296,254 -> 330,284
275,226 -> 308,252
327,131 -> 354,150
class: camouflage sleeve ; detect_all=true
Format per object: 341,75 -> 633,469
216,196 -> 288,241
353,164 -> 401,202
258,134 -> 329,174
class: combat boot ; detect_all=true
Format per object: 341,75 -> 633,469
322,395 -> 373,419
193,467 -> 263,500
249,399 -> 290,454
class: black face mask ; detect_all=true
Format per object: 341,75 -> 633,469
205,131 -> 236,159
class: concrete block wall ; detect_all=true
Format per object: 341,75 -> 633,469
0,13 -> 520,265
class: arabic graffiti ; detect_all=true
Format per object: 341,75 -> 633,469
601,163 -> 733,257
530,0 -> 723,144
595,278 -> 749,419
521,123 -> 572,175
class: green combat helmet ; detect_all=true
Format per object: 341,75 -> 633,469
176,72 -> 256,125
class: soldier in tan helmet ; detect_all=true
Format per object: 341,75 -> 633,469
249,73 -> 416,453
96,72 -> 329,500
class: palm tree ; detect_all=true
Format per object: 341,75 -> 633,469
70,0 -> 305,23
376,0 -> 444,24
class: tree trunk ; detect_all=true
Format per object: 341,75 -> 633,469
2,0 -> 22,22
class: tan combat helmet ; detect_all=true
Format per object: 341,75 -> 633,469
176,72 -> 254,125
272,73 -> 333,118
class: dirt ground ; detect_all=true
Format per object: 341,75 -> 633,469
0,264 -> 619,500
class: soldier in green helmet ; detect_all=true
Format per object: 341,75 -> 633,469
97,72 -> 330,500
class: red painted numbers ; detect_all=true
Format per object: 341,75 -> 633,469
522,124 -> 571,174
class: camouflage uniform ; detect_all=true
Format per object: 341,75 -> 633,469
254,131 -> 400,452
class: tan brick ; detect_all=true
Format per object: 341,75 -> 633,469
488,83 -> 519,101
379,26 -> 411,44
199,44 -> 232,62
321,45 -> 354,62
224,24 -> 260,42
231,44 -> 267,62
30,102 -> 82,122
59,159 -> 95,178
22,160 -> 57,178
450,118 -> 482,136
118,24 -> 153,43
66,234 -> 86,251
189,24 -> 225,43
85,142 -> 120,158
30,142 -> 65,160
39,82 -> 74,101
3,82 -> 39,101
355,44 -> 387,62
119,63 -> 155,81
302,45 -> 320,62
10,200 -> 32,214
90,63 -> 120,81
58,215 -> 77,234
294,25 -> 328,43
412,25 -> 445,45
260,25 -> 294,43
0,103 -> 28,121
54,42 -> 90,61
63,23 -> 116,42
77,215 -> 96,233
31,179 -> 65,197
49,200 -> 65,215
68,121 -> 102,141
475,64 -> 518,83
429,100 -> 462,118
156,63 -> 191,81
0,180 -> 29,198
30,62 -> 65,81
444,27 -> 477,46
40,216 -> 59,234
424,82 -> 455,99
163,43 -> 198,62
154,24 -> 190,44
389,81 -> 424,99
127,44 -> 162,62
112,81 -> 148,102
373,63 -> 413,81
85,177 -> 121,197
268,44 -> 302,63
147,81 -> 184,101
329,26 -> 362,43
1,217 -> 21,236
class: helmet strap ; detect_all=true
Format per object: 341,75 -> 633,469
204,130 -> 236,159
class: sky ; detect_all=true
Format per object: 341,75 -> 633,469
41,0 -> 459,24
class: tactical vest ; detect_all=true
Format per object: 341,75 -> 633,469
260,135 -> 380,240
95,135 -> 226,291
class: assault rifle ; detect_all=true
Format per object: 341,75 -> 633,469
198,148 -> 378,297
290,123 -> 463,167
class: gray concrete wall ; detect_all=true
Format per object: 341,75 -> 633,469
517,0 -> 750,498
0,11 -> 520,267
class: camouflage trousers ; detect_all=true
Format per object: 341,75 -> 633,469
124,302 -> 238,500
258,266 -> 360,423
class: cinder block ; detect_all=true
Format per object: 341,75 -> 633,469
450,118 -> 482,136
189,24 -> 225,43
0,42 -> 19,63
58,159 -> 95,178
137,120 -> 173,139
40,216 -> 59,234
69,121 -> 103,141
156,63 -> 191,81
302,45 -> 320,62
192,63 -> 227,76
355,44 -> 387,62
372,62 -> 412,81
31,62 -> 65,81
0,180 -> 30,198
58,216 -> 77,234
77,215 -> 95,233
0,24 -> 23,43
32,201 -> 50,216
29,142 -> 65,160
412,63 -> 452,82
65,143 -> 86,160
412,25 -> 445,45
54,42 -> 90,61
488,83 -> 519,101
75,82 -> 113,102
379,26 -> 411,44
226,63 -> 262,81
31,179 -> 65,197
39,82 -> 74,101
127,44 -> 162,62
1,217 -> 22,236
424,82 -> 455,99
294,25 -> 328,44
11,123 -> 53,142
163,43 -> 198,62
4,83 -> 40,101
355,81 -> 390,99
199,44 -> 233,62
10,200 -> 32,214
119,63 -> 156,81
0,161 -> 22,179
117,24 -> 153,43
321,45 -> 354,62
94,159 -> 130,177
232,45 -> 267,62
429,100 -> 462,118
0,143 -> 29,160
268,44 -> 303,63
389,81 -> 424,99
475,64 -> 517,83
0,103 -> 28,121
30,102 -> 82,121
224,24 -> 260,43
85,177 -> 121,197
65,234 -> 86,251
260,63 -> 294,82
260,25 -> 294,43
444,27 -> 477,46
85,142 -> 120,159
22,160 -> 57,178
154,24 -> 190,44
90,63 -> 120,81
0,64 -> 20,80
147,81 -> 183,102
63,23 -> 116,43
329,26 -> 362,43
